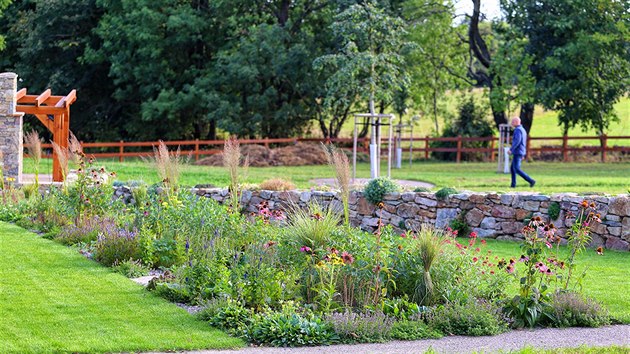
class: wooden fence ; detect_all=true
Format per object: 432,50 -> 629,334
34,135 -> 630,163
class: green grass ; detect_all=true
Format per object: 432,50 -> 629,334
0,222 -> 243,353
24,158 -> 630,195
509,346 -> 630,354
476,237 -> 630,324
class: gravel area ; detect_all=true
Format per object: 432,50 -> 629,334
147,325 -> 629,354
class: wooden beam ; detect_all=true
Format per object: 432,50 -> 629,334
55,90 -> 77,108
16,88 -> 27,100
18,94 -> 65,105
35,89 -> 51,106
16,105 -> 67,115
34,114 -> 54,132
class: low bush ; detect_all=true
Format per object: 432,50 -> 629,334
435,187 -> 457,200
259,178 -> 296,191
424,300 -> 508,336
326,311 -> 395,343
55,216 -> 113,245
197,298 -> 254,336
112,258 -> 150,278
550,291 -> 610,328
247,308 -> 336,347
94,226 -> 142,267
390,320 -> 443,340
363,177 -> 400,205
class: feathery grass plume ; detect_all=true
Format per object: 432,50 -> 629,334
413,224 -> 444,306
24,130 -> 43,188
223,137 -> 249,212
68,132 -> 84,166
322,143 -> 351,226
51,141 -> 70,186
152,140 -> 183,195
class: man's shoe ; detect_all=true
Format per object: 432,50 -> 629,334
510,185 -> 516,188
530,180 -> 536,188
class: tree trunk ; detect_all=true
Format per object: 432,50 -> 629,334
519,103 -> 534,134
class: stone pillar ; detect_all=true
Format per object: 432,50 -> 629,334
0,72 -> 24,184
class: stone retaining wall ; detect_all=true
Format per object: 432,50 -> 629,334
114,186 -> 630,251
0,72 -> 23,182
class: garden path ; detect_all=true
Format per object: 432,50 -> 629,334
149,325 -> 630,354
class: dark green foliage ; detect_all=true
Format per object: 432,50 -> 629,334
247,310 -> 336,347
325,311 -> 395,344
449,212 -> 470,237
197,299 -> 254,336
94,228 -> 142,267
425,300 -> 508,336
363,177 -> 400,205
373,297 -> 426,320
548,202 -> 561,221
413,187 -> 431,193
431,96 -> 495,161
435,187 -> 457,200
390,320 -> 443,341
550,291 -> 610,328
150,282 -> 193,304
150,237 -> 184,268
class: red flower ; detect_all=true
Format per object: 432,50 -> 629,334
469,231 -> 478,238
480,239 -> 487,245
472,257 -> 478,262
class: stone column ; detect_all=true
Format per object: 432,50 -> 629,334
0,72 -> 24,184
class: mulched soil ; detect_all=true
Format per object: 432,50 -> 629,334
195,143 -> 328,167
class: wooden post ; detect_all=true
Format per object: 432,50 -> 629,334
600,134 -> 607,163
562,134 -> 568,162
425,135 -> 429,160
490,138 -> 496,162
52,114 -> 63,182
526,134 -> 531,160
456,135 -> 462,163
264,138 -> 269,148
195,139 -> 200,162
119,141 -> 124,162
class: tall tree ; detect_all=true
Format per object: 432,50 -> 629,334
0,0 -> 10,51
502,0 -> 630,135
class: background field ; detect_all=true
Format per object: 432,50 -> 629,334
24,159 -> 630,195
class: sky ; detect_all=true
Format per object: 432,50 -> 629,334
454,0 -> 502,20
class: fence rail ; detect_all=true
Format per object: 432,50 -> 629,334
33,135 -> 630,163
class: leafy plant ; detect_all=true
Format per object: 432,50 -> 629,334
325,311 -> 394,344
112,258 -> 150,278
94,226 -> 142,267
247,307 -> 336,347
435,187 -> 457,200
448,211 -> 470,240
413,187 -> 431,193
197,298 -> 254,336
285,202 -> 340,250
424,300 -> 508,336
548,201 -> 561,221
550,291 -> 610,328
415,225 -> 445,305
363,177 -> 399,205
390,320 -> 442,340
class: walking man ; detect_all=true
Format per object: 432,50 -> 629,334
508,117 -> 535,188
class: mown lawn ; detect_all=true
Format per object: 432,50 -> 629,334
0,222 -> 243,353
477,237 -> 630,324
25,159 -> 630,195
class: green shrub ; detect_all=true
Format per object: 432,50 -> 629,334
425,300 -> 508,336
390,320 -> 443,340
449,211 -> 470,237
548,201 -> 561,221
197,298 -> 253,336
435,187 -> 457,200
550,291 -> 610,328
55,216 -> 112,245
150,282 -> 193,304
413,187 -> 431,193
285,202 -> 340,250
247,309 -> 336,347
112,258 -> 150,278
151,237 -> 184,268
94,228 -> 142,267
325,311 -> 394,343
373,297 -> 426,320
363,177 -> 400,205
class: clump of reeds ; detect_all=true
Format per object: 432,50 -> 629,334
322,143 -> 351,226
24,130 -> 43,188
68,132 -> 84,166
152,140 -> 184,195
223,137 -> 249,212
413,224 -> 444,306
51,141 -> 70,184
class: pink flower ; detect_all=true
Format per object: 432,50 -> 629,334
469,231 -> 478,238
473,257 -> 478,262
341,251 -> 355,265
401,233 -> 407,238
506,265 -> 515,274
480,239 -> 487,245
300,246 -> 312,253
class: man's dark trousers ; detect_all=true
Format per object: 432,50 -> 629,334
511,155 -> 534,188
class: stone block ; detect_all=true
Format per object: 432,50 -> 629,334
465,208 -> 484,227
357,197 -> 375,215
300,191 -> 312,203
401,192 -> 416,202
260,190 -> 272,199
436,208 -> 459,229
608,227 -> 621,237
605,237 -> 629,251
397,203 -> 420,218
383,192 -> 401,200
415,197 -> 437,207
523,201 -> 540,211
472,227 -> 496,238
500,194 -> 514,205
480,217 -> 497,229
470,194 -> 486,203
492,205 -> 516,219
499,221 -> 523,234
608,197 -> 630,217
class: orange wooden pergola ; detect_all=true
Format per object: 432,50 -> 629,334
15,88 -> 76,182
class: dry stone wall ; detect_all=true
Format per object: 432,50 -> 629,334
0,72 -> 23,182
113,186 -> 630,251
